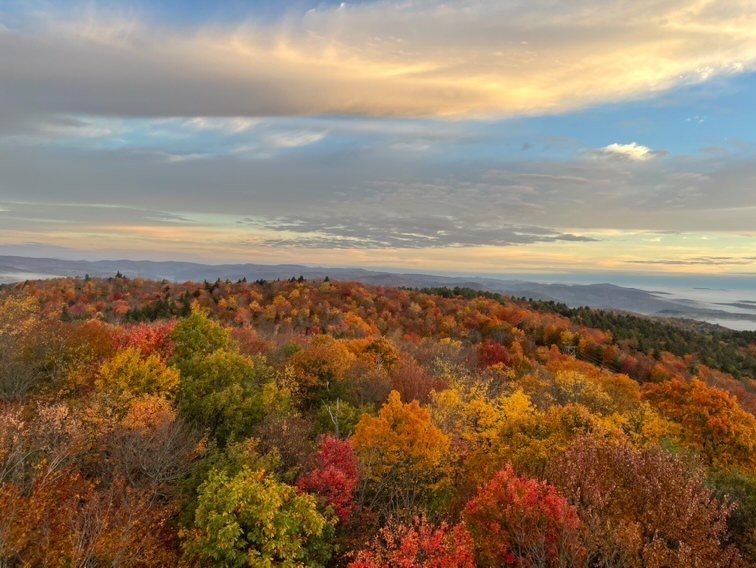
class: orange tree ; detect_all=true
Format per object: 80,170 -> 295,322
642,378 -> 756,471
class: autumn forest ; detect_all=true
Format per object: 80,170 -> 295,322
1,275 -> 755,567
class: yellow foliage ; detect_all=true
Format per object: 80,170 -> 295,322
97,347 -> 180,400
606,402 -> 682,448
354,391 -> 449,479
553,370 -> 613,414
353,391 -> 451,517
289,336 -> 356,389
0,294 -> 40,340
499,389 -> 535,419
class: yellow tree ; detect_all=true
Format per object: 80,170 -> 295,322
0,294 -> 41,401
431,387 -> 539,508
96,347 -> 180,402
353,391 -> 451,519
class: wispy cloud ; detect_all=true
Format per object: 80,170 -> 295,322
266,131 -> 327,148
3,140 -> 756,235
254,215 -> 596,249
184,117 -> 259,134
154,152 -> 210,164
628,256 -> 756,266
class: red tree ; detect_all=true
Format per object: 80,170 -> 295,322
112,321 -> 177,361
464,465 -> 583,567
348,515 -> 475,568
478,339 -> 513,368
298,435 -> 359,523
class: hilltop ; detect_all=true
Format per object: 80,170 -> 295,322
0,275 -> 754,565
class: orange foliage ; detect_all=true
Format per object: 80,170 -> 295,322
643,379 -> 756,471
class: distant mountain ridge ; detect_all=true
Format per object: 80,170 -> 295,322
1,255 -> 754,325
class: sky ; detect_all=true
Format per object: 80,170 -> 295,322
1,0 -> 756,281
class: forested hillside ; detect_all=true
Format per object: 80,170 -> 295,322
1,275 -> 755,566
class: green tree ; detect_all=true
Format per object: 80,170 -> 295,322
182,467 -> 334,567
171,305 -> 284,445
178,349 -> 274,445
171,306 -> 235,364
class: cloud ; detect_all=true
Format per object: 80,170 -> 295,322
600,142 -> 658,161
184,117 -> 259,134
32,116 -> 115,139
257,215 -> 596,248
3,135 -> 756,245
2,1 -> 756,125
627,256 -> 756,266
0,201 -> 196,228
0,114 -> 124,141
516,173 -> 593,184
152,152 -> 210,163
266,131 -> 327,148
389,140 -> 432,152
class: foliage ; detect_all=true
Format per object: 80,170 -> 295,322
110,394 -> 199,490
348,515 -> 475,568
464,464 -> 584,567
0,470 -> 178,566
182,467 -> 334,567
353,390 -> 451,519
642,378 -> 756,470
708,469 -> 756,564
289,335 -> 356,403
390,358 -> 444,404
112,320 -> 177,360
532,300 -> 756,381
298,435 -> 359,523
170,305 -> 235,366
316,398 -> 366,438
177,437 -> 282,528
550,436 -> 743,567
1,276 -> 754,564
0,294 -> 42,401
97,346 -> 180,401
178,348 -> 276,445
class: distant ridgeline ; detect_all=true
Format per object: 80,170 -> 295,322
0,275 -> 755,566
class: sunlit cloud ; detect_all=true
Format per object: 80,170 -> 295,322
154,152 -> 210,163
600,142 -> 657,161
2,1 -> 756,125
